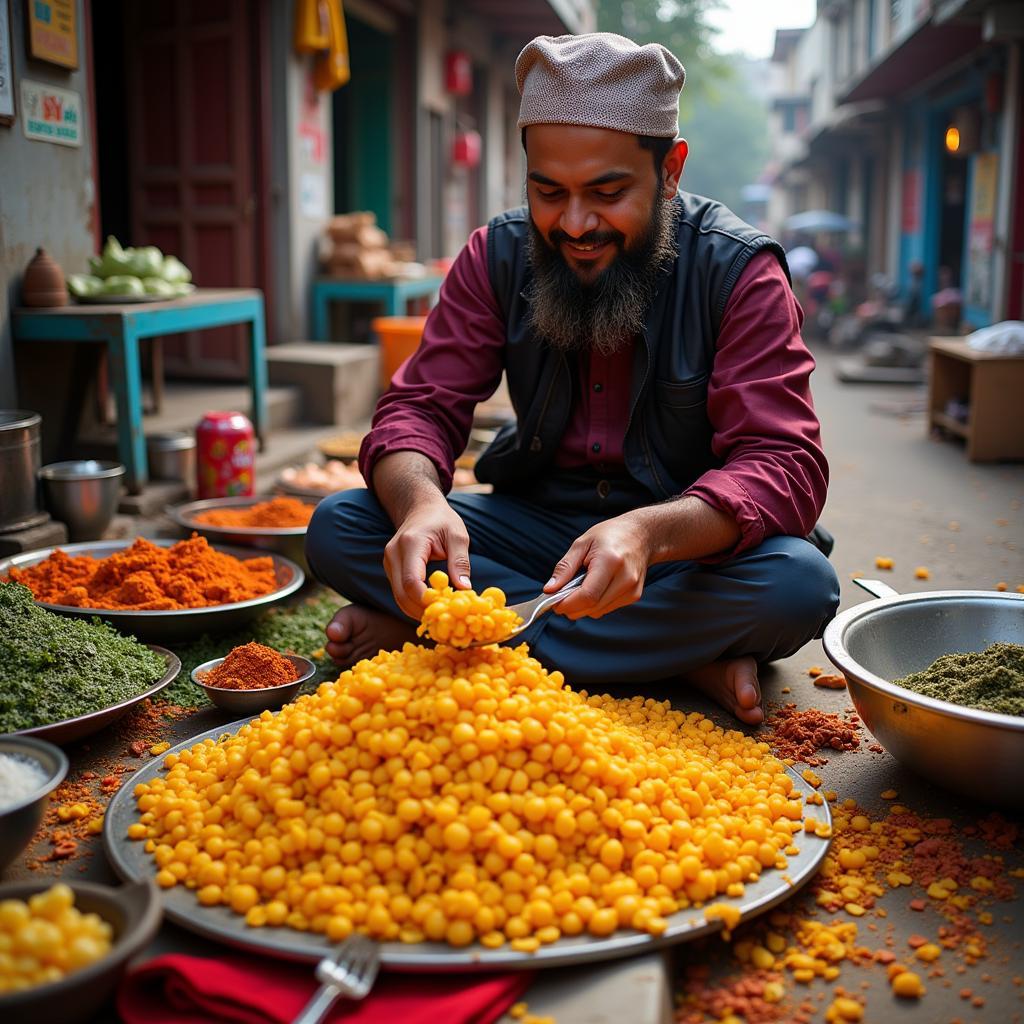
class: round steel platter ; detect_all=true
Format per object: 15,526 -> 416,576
104,718 -> 832,972
0,540 -> 304,643
15,646 -> 180,745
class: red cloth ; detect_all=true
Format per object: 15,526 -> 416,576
118,953 -> 533,1024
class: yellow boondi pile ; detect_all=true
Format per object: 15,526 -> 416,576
128,583 -> 806,952
417,571 -> 522,647
0,884 -> 113,994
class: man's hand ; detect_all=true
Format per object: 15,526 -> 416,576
544,513 -> 654,620
543,496 -> 743,621
372,451 -> 473,620
383,500 -> 472,619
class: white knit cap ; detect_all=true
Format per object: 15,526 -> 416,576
516,32 -> 685,138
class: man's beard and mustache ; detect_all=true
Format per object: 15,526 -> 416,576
524,197 -> 679,355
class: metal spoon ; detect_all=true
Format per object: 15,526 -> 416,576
463,573 -> 586,648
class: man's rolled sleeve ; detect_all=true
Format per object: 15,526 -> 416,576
683,250 -> 829,561
358,227 -> 507,492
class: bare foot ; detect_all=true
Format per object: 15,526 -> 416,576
684,656 -> 764,726
325,604 -> 419,668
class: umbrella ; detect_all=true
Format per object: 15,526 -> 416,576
784,210 -> 856,233
785,245 -> 819,279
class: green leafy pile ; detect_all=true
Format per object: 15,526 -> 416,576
0,582 -> 167,732
164,588 -> 344,707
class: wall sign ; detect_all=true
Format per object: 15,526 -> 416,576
26,0 -> 77,69
21,78 -> 80,145
0,0 -> 14,124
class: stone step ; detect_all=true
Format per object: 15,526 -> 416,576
266,342 -> 381,428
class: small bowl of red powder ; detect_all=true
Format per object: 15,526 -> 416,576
191,642 -> 316,715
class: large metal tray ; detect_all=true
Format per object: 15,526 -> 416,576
0,540 -> 305,643
104,718 -> 832,972
15,645 -> 180,745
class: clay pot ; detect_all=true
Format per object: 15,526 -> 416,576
21,247 -> 68,307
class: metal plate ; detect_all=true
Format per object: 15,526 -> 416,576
73,285 -> 196,304
103,718 -> 832,972
168,495 -> 319,539
0,540 -> 305,643
15,646 -> 180,745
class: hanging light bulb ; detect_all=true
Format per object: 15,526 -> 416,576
945,125 -> 960,153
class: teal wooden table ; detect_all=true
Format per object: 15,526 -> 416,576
12,288 -> 267,493
310,275 -> 444,340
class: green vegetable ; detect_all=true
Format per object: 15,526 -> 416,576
93,235 -> 134,279
142,277 -> 175,296
67,273 -> 103,297
160,255 -> 192,284
101,275 -> 146,297
0,582 -> 167,732
892,642 -> 1024,716
166,588 -> 344,707
126,245 -> 164,278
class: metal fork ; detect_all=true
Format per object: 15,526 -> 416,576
292,934 -> 380,1024
464,573 -> 586,647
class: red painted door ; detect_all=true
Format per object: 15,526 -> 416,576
126,1 -> 271,378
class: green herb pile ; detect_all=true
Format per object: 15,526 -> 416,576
0,581 -> 167,732
892,641 -> 1024,716
164,588 -> 344,707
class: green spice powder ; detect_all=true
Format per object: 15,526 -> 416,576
892,641 -> 1024,716
0,581 -> 166,732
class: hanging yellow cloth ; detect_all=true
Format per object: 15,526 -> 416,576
293,0 -> 330,54
313,0 -> 351,91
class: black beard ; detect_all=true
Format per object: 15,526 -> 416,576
524,197 -> 679,355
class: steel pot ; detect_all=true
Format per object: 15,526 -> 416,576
0,410 -> 47,533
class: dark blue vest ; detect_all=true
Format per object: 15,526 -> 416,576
474,194 -> 789,502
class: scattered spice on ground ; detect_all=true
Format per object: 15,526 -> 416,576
0,581 -> 166,732
762,705 -> 861,766
201,642 -> 298,690
194,496 -> 314,529
891,642 -> 1024,716
813,674 -> 847,690
5,535 -> 278,610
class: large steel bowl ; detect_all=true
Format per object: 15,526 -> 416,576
0,540 -> 304,643
167,495 -> 320,573
823,580 -> 1024,807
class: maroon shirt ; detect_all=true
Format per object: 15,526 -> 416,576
360,227 -> 828,558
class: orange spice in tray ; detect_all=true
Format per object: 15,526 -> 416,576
201,642 -> 298,690
6,535 -> 278,610
194,496 -> 314,529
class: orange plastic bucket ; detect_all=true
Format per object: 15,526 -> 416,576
372,316 -> 427,389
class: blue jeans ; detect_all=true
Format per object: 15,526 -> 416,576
305,488 -> 840,686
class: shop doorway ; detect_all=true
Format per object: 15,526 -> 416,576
90,0 -> 273,379
333,16 -> 393,234
937,149 -> 968,288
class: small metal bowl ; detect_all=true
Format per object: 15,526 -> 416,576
191,653 -> 316,715
0,878 -> 161,1024
0,735 -> 69,873
823,581 -> 1024,807
39,460 -> 125,542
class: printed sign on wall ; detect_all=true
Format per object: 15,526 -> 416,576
26,0 -> 78,69
21,78 -> 80,146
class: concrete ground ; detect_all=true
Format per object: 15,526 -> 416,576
7,342 -> 1022,1023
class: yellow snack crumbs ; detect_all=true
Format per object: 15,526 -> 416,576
417,571 -> 523,647
874,556 -> 894,570
0,883 -> 113,994
128,633 -> 806,949
913,566 -> 930,580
